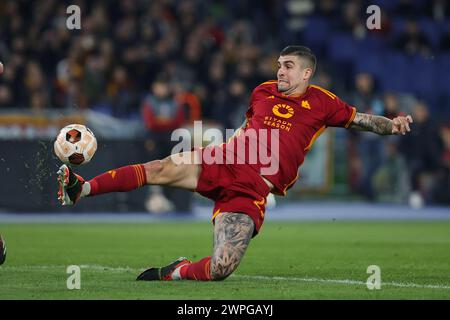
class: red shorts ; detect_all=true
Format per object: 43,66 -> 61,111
194,148 -> 271,237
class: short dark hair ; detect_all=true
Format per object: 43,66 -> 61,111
280,45 -> 316,74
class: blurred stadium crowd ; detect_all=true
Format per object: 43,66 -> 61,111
0,0 -> 449,205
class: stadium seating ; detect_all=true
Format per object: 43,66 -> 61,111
303,16 -> 333,56
328,33 -> 360,64
418,18 -> 442,50
379,50 -> 410,93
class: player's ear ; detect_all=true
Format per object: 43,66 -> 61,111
303,67 -> 313,81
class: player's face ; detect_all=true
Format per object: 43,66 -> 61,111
277,55 -> 312,94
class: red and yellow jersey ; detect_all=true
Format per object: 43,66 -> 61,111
233,80 -> 357,196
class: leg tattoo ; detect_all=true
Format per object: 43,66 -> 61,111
210,212 -> 254,280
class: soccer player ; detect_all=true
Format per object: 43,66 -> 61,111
57,46 -> 413,281
0,235 -> 6,265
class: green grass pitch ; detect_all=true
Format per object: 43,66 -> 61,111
1,220 -> 450,299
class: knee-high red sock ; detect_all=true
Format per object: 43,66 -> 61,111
180,256 -> 212,281
87,164 -> 147,196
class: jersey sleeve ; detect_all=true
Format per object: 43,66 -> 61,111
324,94 -> 357,128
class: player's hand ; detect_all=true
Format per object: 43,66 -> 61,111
392,115 -> 413,135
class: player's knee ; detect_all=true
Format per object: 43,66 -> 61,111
144,157 -> 181,185
143,160 -> 164,184
210,260 -> 238,281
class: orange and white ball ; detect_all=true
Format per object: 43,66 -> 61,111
54,124 -> 97,166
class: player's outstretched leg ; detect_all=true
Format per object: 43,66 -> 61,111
136,212 -> 254,281
56,151 -> 200,206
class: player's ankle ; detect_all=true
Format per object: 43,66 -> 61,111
171,264 -> 189,280
81,182 -> 91,197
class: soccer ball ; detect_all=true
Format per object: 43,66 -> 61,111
54,124 -> 97,166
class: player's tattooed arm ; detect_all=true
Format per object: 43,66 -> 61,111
211,212 -> 254,280
349,112 -> 413,135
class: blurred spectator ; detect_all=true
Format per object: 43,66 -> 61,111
104,65 -> 139,118
373,137 -> 410,203
314,62 -> 348,96
394,0 -> 423,17
313,0 -> 339,18
338,0 -> 366,39
440,25 -> 450,51
141,72 -> 200,214
255,52 -> 278,85
350,73 -> 382,114
441,125 -> 450,169
430,125 -> 450,204
394,0 -> 420,17
202,53 -> 228,121
213,79 -> 249,130
141,73 -> 198,132
229,79 -> 249,129
349,73 -> 384,201
312,69 -> 333,89
426,0 -> 450,22
352,133 -> 384,202
395,19 -> 432,56
30,90 -> 50,112
0,85 -> 13,108
382,92 -> 406,119
82,52 -> 107,109
24,61 -> 49,107
399,102 -> 444,205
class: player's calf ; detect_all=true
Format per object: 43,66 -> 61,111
209,212 -> 254,281
177,213 -> 253,281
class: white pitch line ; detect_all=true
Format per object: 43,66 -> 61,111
0,264 -> 142,273
79,264 -> 139,272
233,275 -> 450,290
2,265 -> 450,290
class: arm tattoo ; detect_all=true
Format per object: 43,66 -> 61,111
349,112 -> 393,135
211,212 -> 254,280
